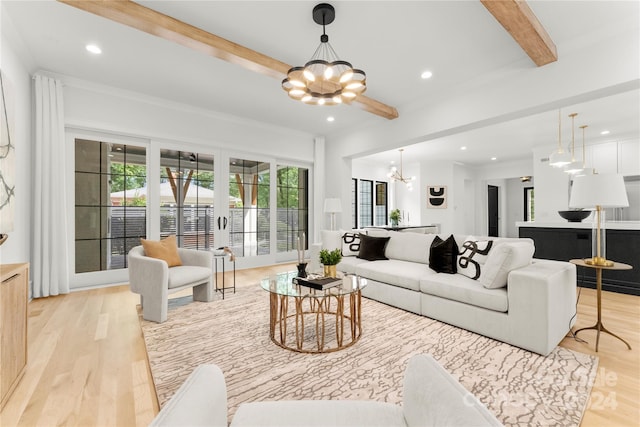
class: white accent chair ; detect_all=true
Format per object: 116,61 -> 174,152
128,246 -> 214,323
150,354 -> 503,427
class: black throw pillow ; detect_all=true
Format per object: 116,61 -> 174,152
429,234 -> 459,274
357,234 -> 391,261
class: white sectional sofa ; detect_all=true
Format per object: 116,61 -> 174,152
310,230 -> 576,356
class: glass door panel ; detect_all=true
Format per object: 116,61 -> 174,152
160,150 -> 215,250
228,157 -> 270,258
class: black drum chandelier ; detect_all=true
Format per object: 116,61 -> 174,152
282,3 -> 366,106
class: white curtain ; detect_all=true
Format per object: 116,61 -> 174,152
32,74 -> 69,297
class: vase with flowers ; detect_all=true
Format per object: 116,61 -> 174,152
390,209 -> 401,228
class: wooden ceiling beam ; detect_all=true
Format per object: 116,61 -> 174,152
480,0 -> 557,66
58,0 -> 398,120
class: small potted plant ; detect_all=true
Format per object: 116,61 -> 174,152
390,209 -> 401,227
319,248 -> 342,278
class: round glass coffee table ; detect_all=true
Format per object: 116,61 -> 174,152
260,271 -> 367,353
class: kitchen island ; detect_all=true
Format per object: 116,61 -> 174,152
517,221 -> 640,295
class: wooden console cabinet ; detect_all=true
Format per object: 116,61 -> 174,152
0,263 -> 29,410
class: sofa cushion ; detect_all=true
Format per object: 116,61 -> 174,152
141,235 -> 182,267
358,234 -> 391,261
480,242 -> 535,289
457,238 -> 493,280
337,256 -> 369,275
420,274 -> 508,312
356,260 -> 434,292
341,231 -> 365,257
385,231 -> 436,264
168,266 -> 211,289
429,235 -> 458,274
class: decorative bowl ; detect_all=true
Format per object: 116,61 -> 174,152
558,210 -> 591,222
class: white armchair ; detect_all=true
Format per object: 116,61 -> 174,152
128,246 -> 214,323
150,354 -> 503,427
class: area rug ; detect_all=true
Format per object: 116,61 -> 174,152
140,287 -> 598,427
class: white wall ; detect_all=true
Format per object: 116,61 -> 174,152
0,7 -> 32,265
505,178 -> 534,237
532,145 -> 572,222
324,24 -> 639,232
419,161 -> 455,234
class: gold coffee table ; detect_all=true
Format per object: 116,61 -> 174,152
260,271 -> 367,353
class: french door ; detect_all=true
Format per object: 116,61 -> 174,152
70,132 -> 310,288
159,149 -> 310,269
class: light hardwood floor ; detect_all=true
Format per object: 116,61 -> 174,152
1,264 -> 638,426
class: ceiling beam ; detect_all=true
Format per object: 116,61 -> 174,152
58,0 -> 399,120
480,0 -> 557,66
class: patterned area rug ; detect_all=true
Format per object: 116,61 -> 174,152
140,286 -> 598,427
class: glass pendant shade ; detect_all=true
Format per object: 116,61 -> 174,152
549,109 -> 571,167
575,125 -> 592,177
549,150 -> 571,167
564,113 -> 583,175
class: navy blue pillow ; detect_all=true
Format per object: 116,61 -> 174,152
429,235 -> 458,274
357,234 -> 390,261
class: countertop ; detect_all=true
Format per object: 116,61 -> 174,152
516,221 -> 640,230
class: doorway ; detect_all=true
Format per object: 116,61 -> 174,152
488,185 -> 499,237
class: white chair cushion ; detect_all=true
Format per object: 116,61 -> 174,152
168,266 -> 211,289
231,400 -> 406,427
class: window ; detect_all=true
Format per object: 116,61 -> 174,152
351,178 -> 358,229
524,187 -> 534,221
375,181 -> 388,226
160,150 -> 215,250
276,165 -> 309,253
358,179 -> 373,227
75,139 -> 147,273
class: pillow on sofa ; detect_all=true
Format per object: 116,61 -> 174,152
480,242 -> 535,289
429,235 -> 458,274
141,235 -> 182,267
341,231 -> 366,257
357,234 -> 390,261
457,238 -> 493,280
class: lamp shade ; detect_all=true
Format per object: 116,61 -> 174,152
569,174 -> 629,209
323,198 -> 342,213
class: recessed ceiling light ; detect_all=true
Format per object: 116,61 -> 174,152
460,146 -> 467,150
600,130 -> 610,135
421,70 -> 433,79
86,44 -> 102,54
327,116 -> 335,122
491,157 -> 497,161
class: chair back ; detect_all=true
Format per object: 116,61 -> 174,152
402,354 -> 502,427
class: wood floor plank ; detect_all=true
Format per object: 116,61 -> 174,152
1,264 -> 638,426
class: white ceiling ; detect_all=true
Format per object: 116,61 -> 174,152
3,0 -> 639,166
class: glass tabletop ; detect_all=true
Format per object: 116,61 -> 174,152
260,271 -> 367,297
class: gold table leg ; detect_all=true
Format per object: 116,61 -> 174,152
574,267 -> 632,352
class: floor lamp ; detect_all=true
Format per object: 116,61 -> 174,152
324,198 -> 342,231
569,173 -> 629,266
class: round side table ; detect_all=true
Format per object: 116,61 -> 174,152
570,259 -> 632,352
